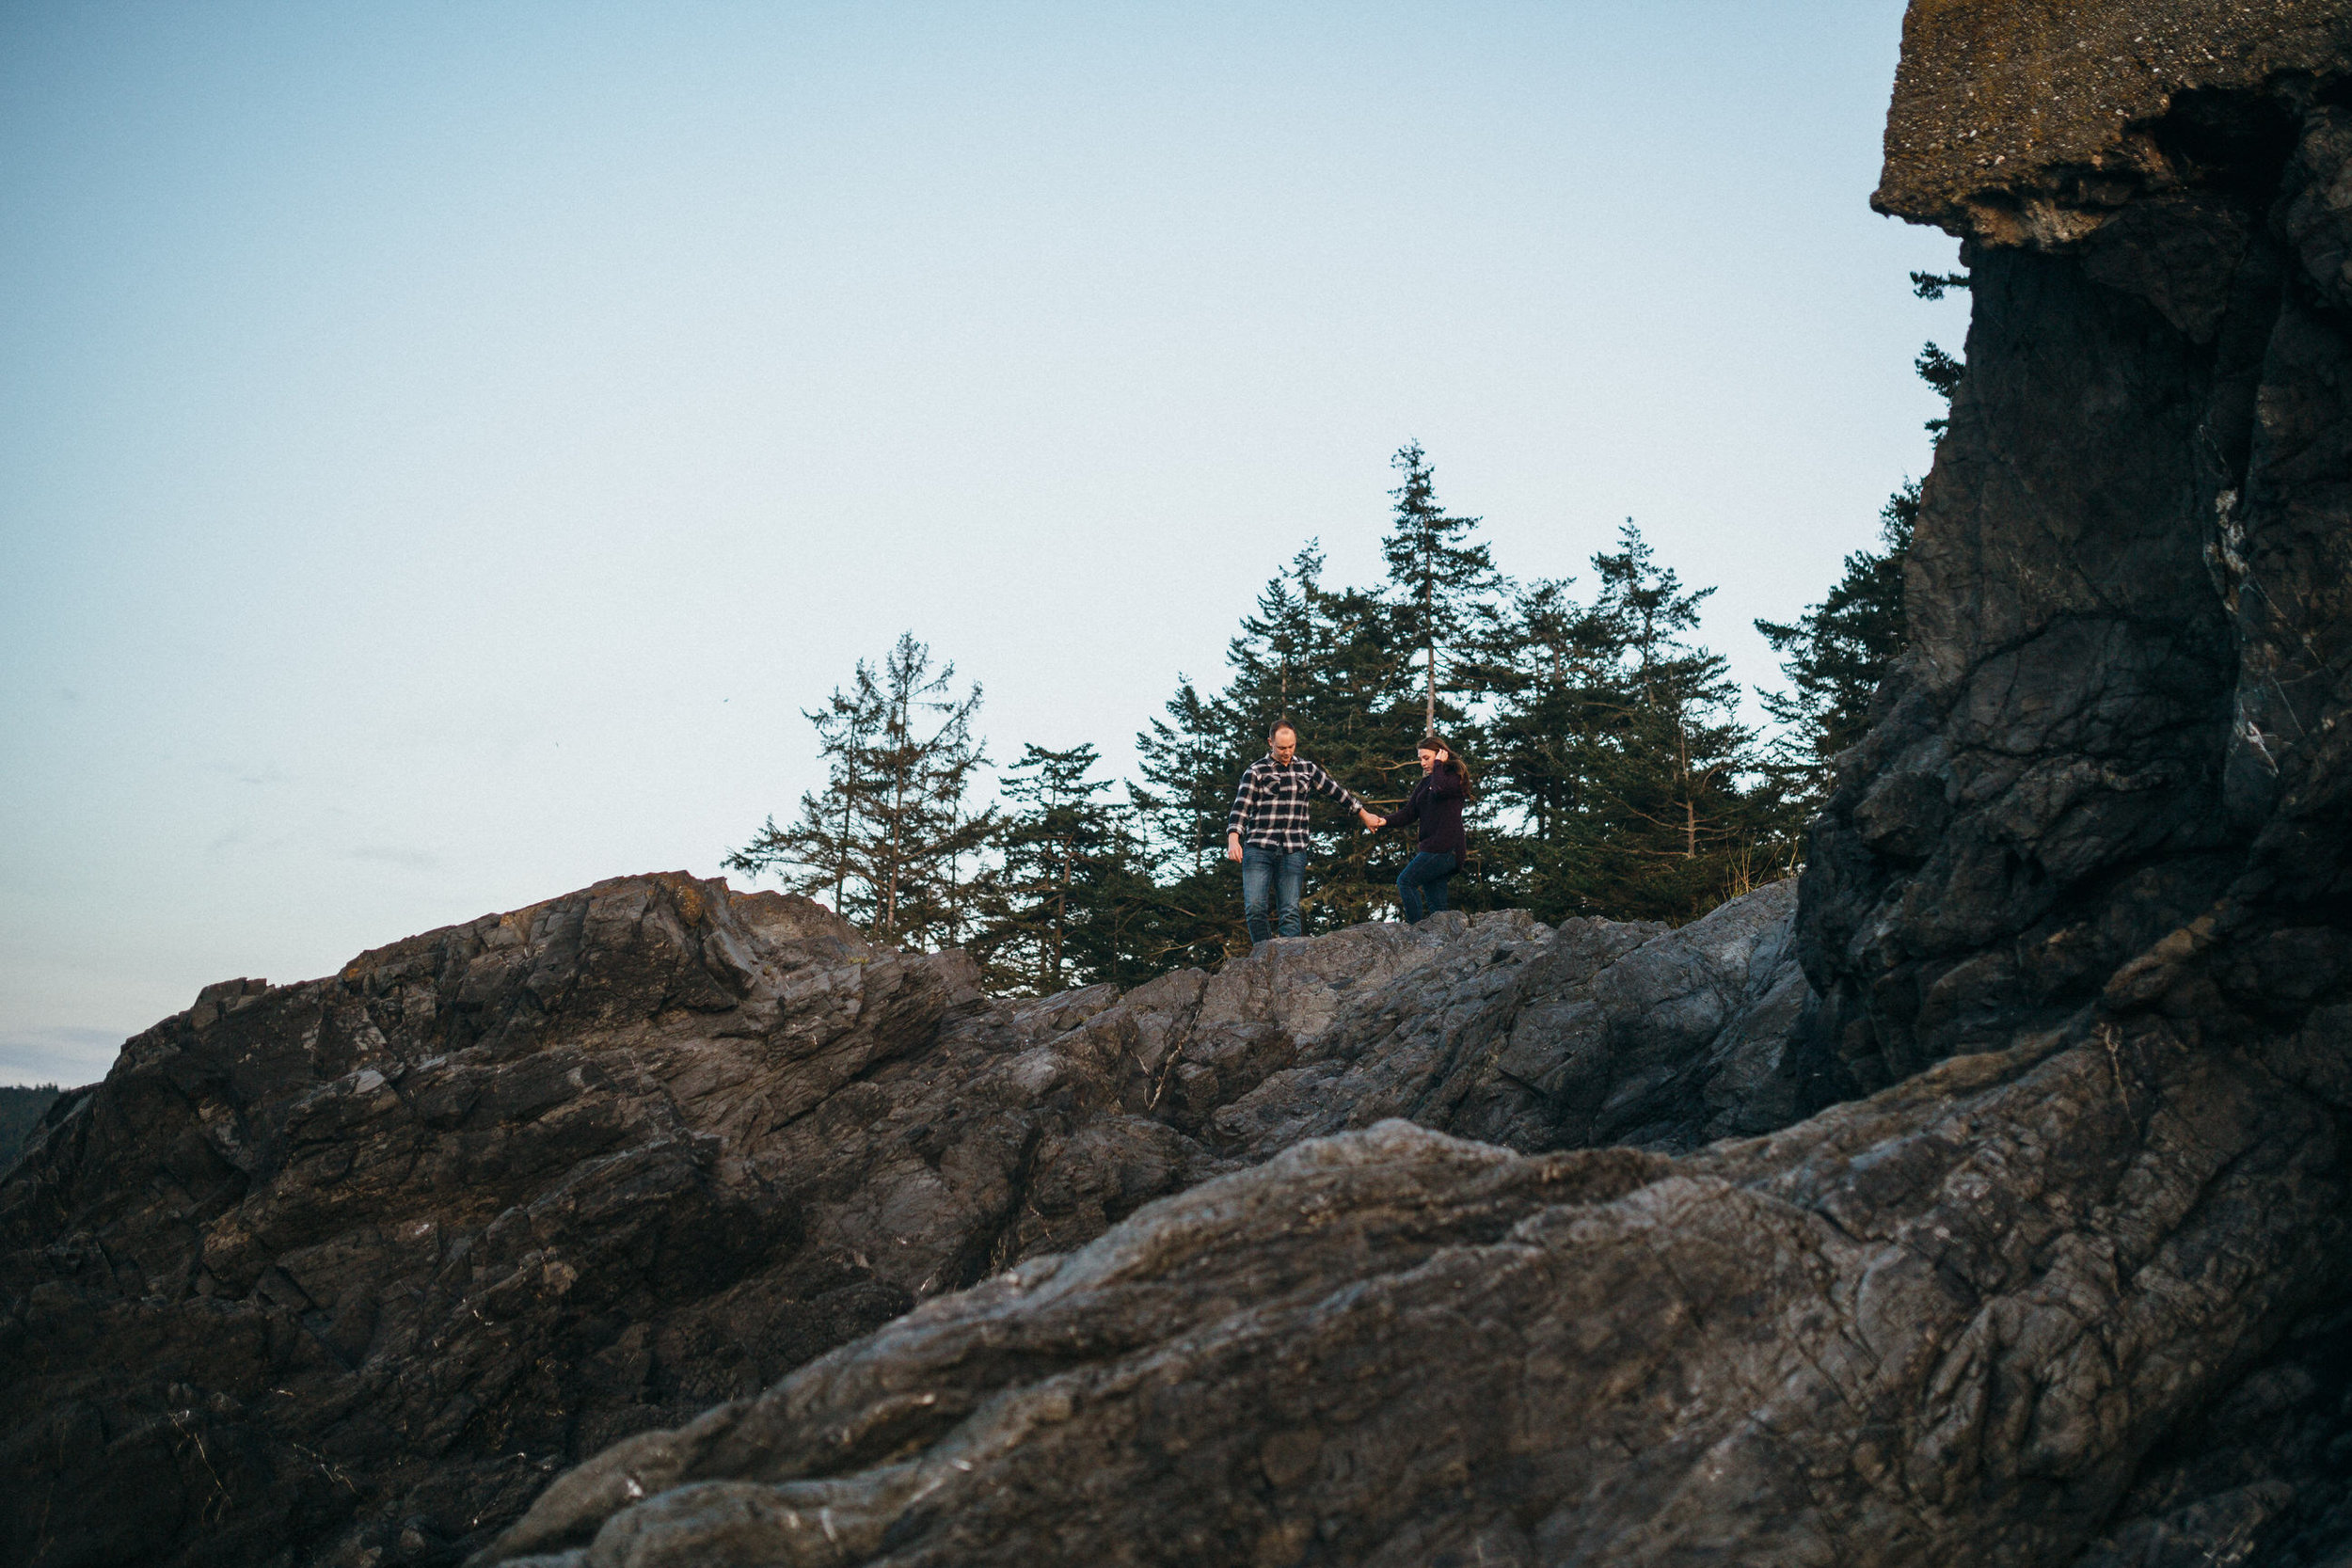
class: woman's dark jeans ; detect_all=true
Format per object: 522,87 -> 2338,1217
1396,850 -> 1458,924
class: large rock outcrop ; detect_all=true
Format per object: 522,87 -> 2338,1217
1810,0 -> 2352,1091
482,1014 -> 2345,1568
0,874 -> 1816,1568
460,2 -> 2352,1563
11,2 -> 2352,1564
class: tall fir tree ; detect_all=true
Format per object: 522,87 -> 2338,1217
1752,267 -> 1965,805
1234,544 -> 1320,722
1129,677 -> 1254,968
972,743 -> 1136,994
1755,482 -> 1916,800
855,633 -> 995,945
1475,526 -> 1787,921
727,667 -> 888,926
1132,678 -> 1243,878
1578,524 -> 1788,917
1475,575 -> 1625,918
725,632 -> 993,949
1381,441 -> 1503,735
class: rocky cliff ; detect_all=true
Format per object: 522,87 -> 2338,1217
0,874 -> 1818,1567
9,1 -> 2352,1563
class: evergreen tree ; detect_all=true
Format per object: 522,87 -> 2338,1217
1751,269 -> 1964,802
1127,675 -> 1259,967
1909,268 -> 1970,437
975,743 -> 1123,993
725,662 -> 888,927
1234,544 -> 1319,722
1915,344 -> 1964,438
1381,441 -> 1503,734
1132,678 -> 1243,878
725,632 -> 993,949
1003,737 -> 1255,982
1578,524 -> 1788,916
1478,578 -> 1606,839
851,633 -> 995,945
1474,576 -> 1625,918
1755,483 -> 1916,800
1477,526 -> 1786,922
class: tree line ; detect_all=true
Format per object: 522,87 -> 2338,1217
727,273 -> 1965,995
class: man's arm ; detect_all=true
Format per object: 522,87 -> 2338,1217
1225,763 -> 1259,861
1307,761 -> 1368,816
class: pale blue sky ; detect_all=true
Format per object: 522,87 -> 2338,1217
1,1 -> 1967,1085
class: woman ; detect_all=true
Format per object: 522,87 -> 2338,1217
1359,735 -> 1471,924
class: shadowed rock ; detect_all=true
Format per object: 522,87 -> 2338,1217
12,3 -> 2352,1564
478,1016 -> 2348,1567
0,875 -> 1812,1568
468,2 -> 2352,1563
1809,0 -> 2352,1096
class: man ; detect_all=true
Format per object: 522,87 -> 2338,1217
1225,721 -> 1375,946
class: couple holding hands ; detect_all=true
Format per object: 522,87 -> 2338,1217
1222,721 -> 1470,947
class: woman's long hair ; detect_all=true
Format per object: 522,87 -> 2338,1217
1421,733 -> 1475,801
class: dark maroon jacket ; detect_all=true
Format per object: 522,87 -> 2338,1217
1383,767 -> 1468,857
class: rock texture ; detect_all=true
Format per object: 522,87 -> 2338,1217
14,4 -> 2352,1564
483,1021 -> 2346,1568
458,3 -> 2352,1564
0,874 -> 1816,1568
1,1086 -> 66,1169
1875,0 -> 2352,245
1810,7 -> 2352,1105
1816,4 -> 2352,1560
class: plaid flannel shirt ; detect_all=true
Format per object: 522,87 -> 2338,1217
1226,754 -> 1368,853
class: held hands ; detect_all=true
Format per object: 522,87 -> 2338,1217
1359,808 -> 1385,832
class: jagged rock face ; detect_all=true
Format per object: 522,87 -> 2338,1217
481,1014 -> 2350,1568
18,8 -> 2352,1567
1,878 -> 969,1568
1792,8 -> 2352,1561
1206,877 -> 1826,1160
0,873 -> 1814,1568
1802,40 -> 2352,1093
449,7 -> 2352,1566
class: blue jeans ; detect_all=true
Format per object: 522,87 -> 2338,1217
1240,845 -> 1307,944
1396,850 -> 1458,924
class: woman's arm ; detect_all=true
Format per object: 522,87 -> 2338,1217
1361,783 -> 1419,832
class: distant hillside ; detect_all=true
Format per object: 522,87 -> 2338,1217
1,1085 -> 64,1167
